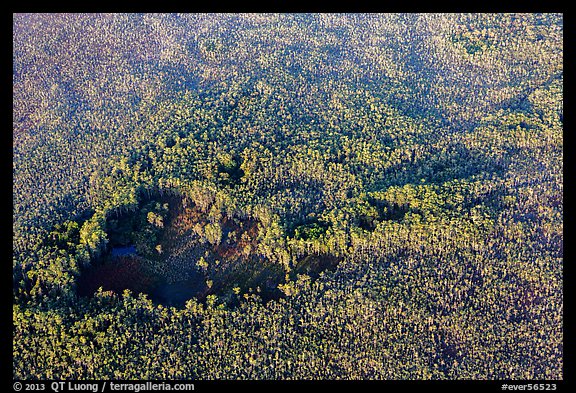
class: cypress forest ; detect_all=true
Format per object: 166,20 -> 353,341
13,13 -> 562,380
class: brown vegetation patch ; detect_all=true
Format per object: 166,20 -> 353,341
76,256 -> 159,297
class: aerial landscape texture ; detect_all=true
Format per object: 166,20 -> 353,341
13,13 -> 562,379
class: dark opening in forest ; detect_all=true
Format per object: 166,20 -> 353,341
75,194 -> 341,307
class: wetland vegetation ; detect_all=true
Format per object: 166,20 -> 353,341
13,13 -> 563,380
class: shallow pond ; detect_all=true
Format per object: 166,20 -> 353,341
111,245 -> 137,257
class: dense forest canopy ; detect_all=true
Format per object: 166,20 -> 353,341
13,13 -> 562,380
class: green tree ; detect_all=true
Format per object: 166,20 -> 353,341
204,222 -> 222,246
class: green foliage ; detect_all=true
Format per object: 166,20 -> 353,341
79,215 -> 108,260
293,223 -> 328,241
13,13 -> 562,380
204,222 -> 223,246
47,220 -> 80,251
